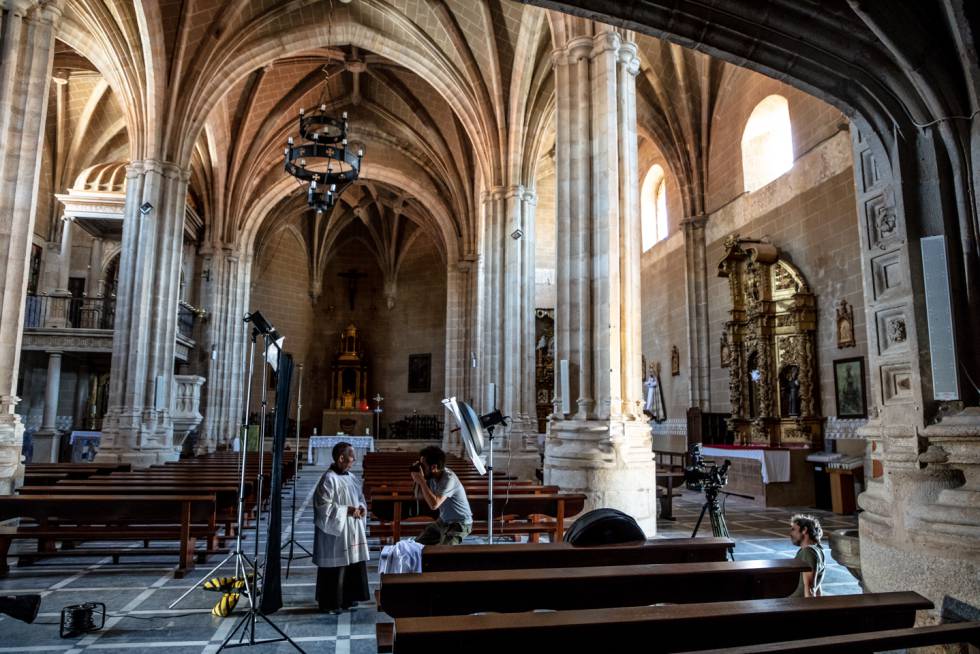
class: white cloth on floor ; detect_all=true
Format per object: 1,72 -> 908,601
378,540 -> 424,574
313,468 -> 370,568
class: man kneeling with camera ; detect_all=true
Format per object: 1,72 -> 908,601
409,445 -> 473,545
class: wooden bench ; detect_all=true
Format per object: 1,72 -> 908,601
390,591 -> 933,652
685,621 -> 980,653
0,494 -> 218,578
369,493 -> 586,543
380,559 -> 808,617
20,483 -> 246,540
420,537 -> 735,572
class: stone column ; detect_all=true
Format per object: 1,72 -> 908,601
0,0 -> 61,493
477,185 -> 539,477
443,258 -> 477,452
683,216 -> 710,410
73,364 -> 90,430
33,350 -> 63,463
199,246 -> 252,452
545,25 -> 657,535
97,160 -> 189,466
87,237 -> 103,294
849,124 -> 980,612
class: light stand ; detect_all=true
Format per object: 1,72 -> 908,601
281,363 -> 312,577
478,410 -> 508,544
217,327 -> 304,653
169,316 -> 260,610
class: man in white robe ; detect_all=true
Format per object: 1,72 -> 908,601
313,442 -> 370,612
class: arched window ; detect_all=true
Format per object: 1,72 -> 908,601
641,164 -> 668,251
741,95 -> 794,192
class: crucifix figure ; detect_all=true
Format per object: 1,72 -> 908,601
338,268 -> 367,310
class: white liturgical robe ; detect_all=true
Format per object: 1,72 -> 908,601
313,469 -> 370,568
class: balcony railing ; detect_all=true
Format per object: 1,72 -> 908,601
24,294 -> 116,330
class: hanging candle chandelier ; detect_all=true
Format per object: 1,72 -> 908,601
283,73 -> 364,213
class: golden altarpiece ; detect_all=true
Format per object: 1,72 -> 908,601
718,236 -> 823,449
322,323 -> 372,435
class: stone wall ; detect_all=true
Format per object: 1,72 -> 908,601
249,226 -> 448,435
640,230 -> 689,418
638,70 -> 868,449
248,228 -> 316,424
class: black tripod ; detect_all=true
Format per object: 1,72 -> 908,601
282,363 -> 312,578
690,483 -> 754,561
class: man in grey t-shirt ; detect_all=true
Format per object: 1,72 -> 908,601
411,445 -> 473,545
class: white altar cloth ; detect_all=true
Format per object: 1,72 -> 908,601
308,435 -> 375,465
701,446 -> 791,484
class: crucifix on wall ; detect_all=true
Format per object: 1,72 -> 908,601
337,268 -> 367,310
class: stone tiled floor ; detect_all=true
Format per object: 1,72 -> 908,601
657,491 -> 862,596
0,465 -> 861,652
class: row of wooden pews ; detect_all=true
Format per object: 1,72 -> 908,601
364,450 -> 979,652
0,451 -> 299,578
362,451 -> 587,545
375,538 -> 980,652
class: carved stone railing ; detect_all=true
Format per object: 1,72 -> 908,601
172,375 -> 205,456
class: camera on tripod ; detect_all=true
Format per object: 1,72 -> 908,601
684,442 -> 731,493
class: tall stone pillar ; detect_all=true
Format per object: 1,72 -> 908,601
544,24 -> 657,534
87,237 -> 103,295
443,258 -> 477,451
33,350 -> 63,463
97,161 -> 189,466
199,246 -> 252,452
0,0 -> 61,493
683,216 -> 710,410
477,185 -> 539,477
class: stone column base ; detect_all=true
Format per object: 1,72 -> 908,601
95,447 -> 180,467
0,418 -> 25,494
31,430 -> 61,463
545,418 -> 657,537
860,522 -> 980,621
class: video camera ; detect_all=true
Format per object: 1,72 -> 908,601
684,443 -> 731,493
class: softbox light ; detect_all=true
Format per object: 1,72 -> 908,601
442,397 -> 486,475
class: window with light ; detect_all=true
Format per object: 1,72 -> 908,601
741,95 -> 794,192
641,164 -> 668,251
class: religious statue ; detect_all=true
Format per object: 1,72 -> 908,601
836,299 -> 856,348
720,332 -> 731,368
670,345 -> 680,376
781,365 -> 801,417
341,390 -> 355,410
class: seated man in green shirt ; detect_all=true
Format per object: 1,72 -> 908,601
789,513 -> 825,597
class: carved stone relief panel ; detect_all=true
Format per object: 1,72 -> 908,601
871,251 -> 906,302
880,363 -> 915,405
859,148 -> 882,193
864,192 -> 901,251
875,306 -> 909,356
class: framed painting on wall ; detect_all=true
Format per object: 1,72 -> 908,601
833,357 -> 867,419
408,353 -> 431,393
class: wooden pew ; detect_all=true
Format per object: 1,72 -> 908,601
420,537 -> 735,572
0,494 -> 217,578
685,621 -> 980,653
390,592 -> 934,652
25,463 -> 132,478
380,559 -> 808,617
369,493 -> 586,543
20,483 -> 246,541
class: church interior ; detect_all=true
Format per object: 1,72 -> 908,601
1,0 -> 979,650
